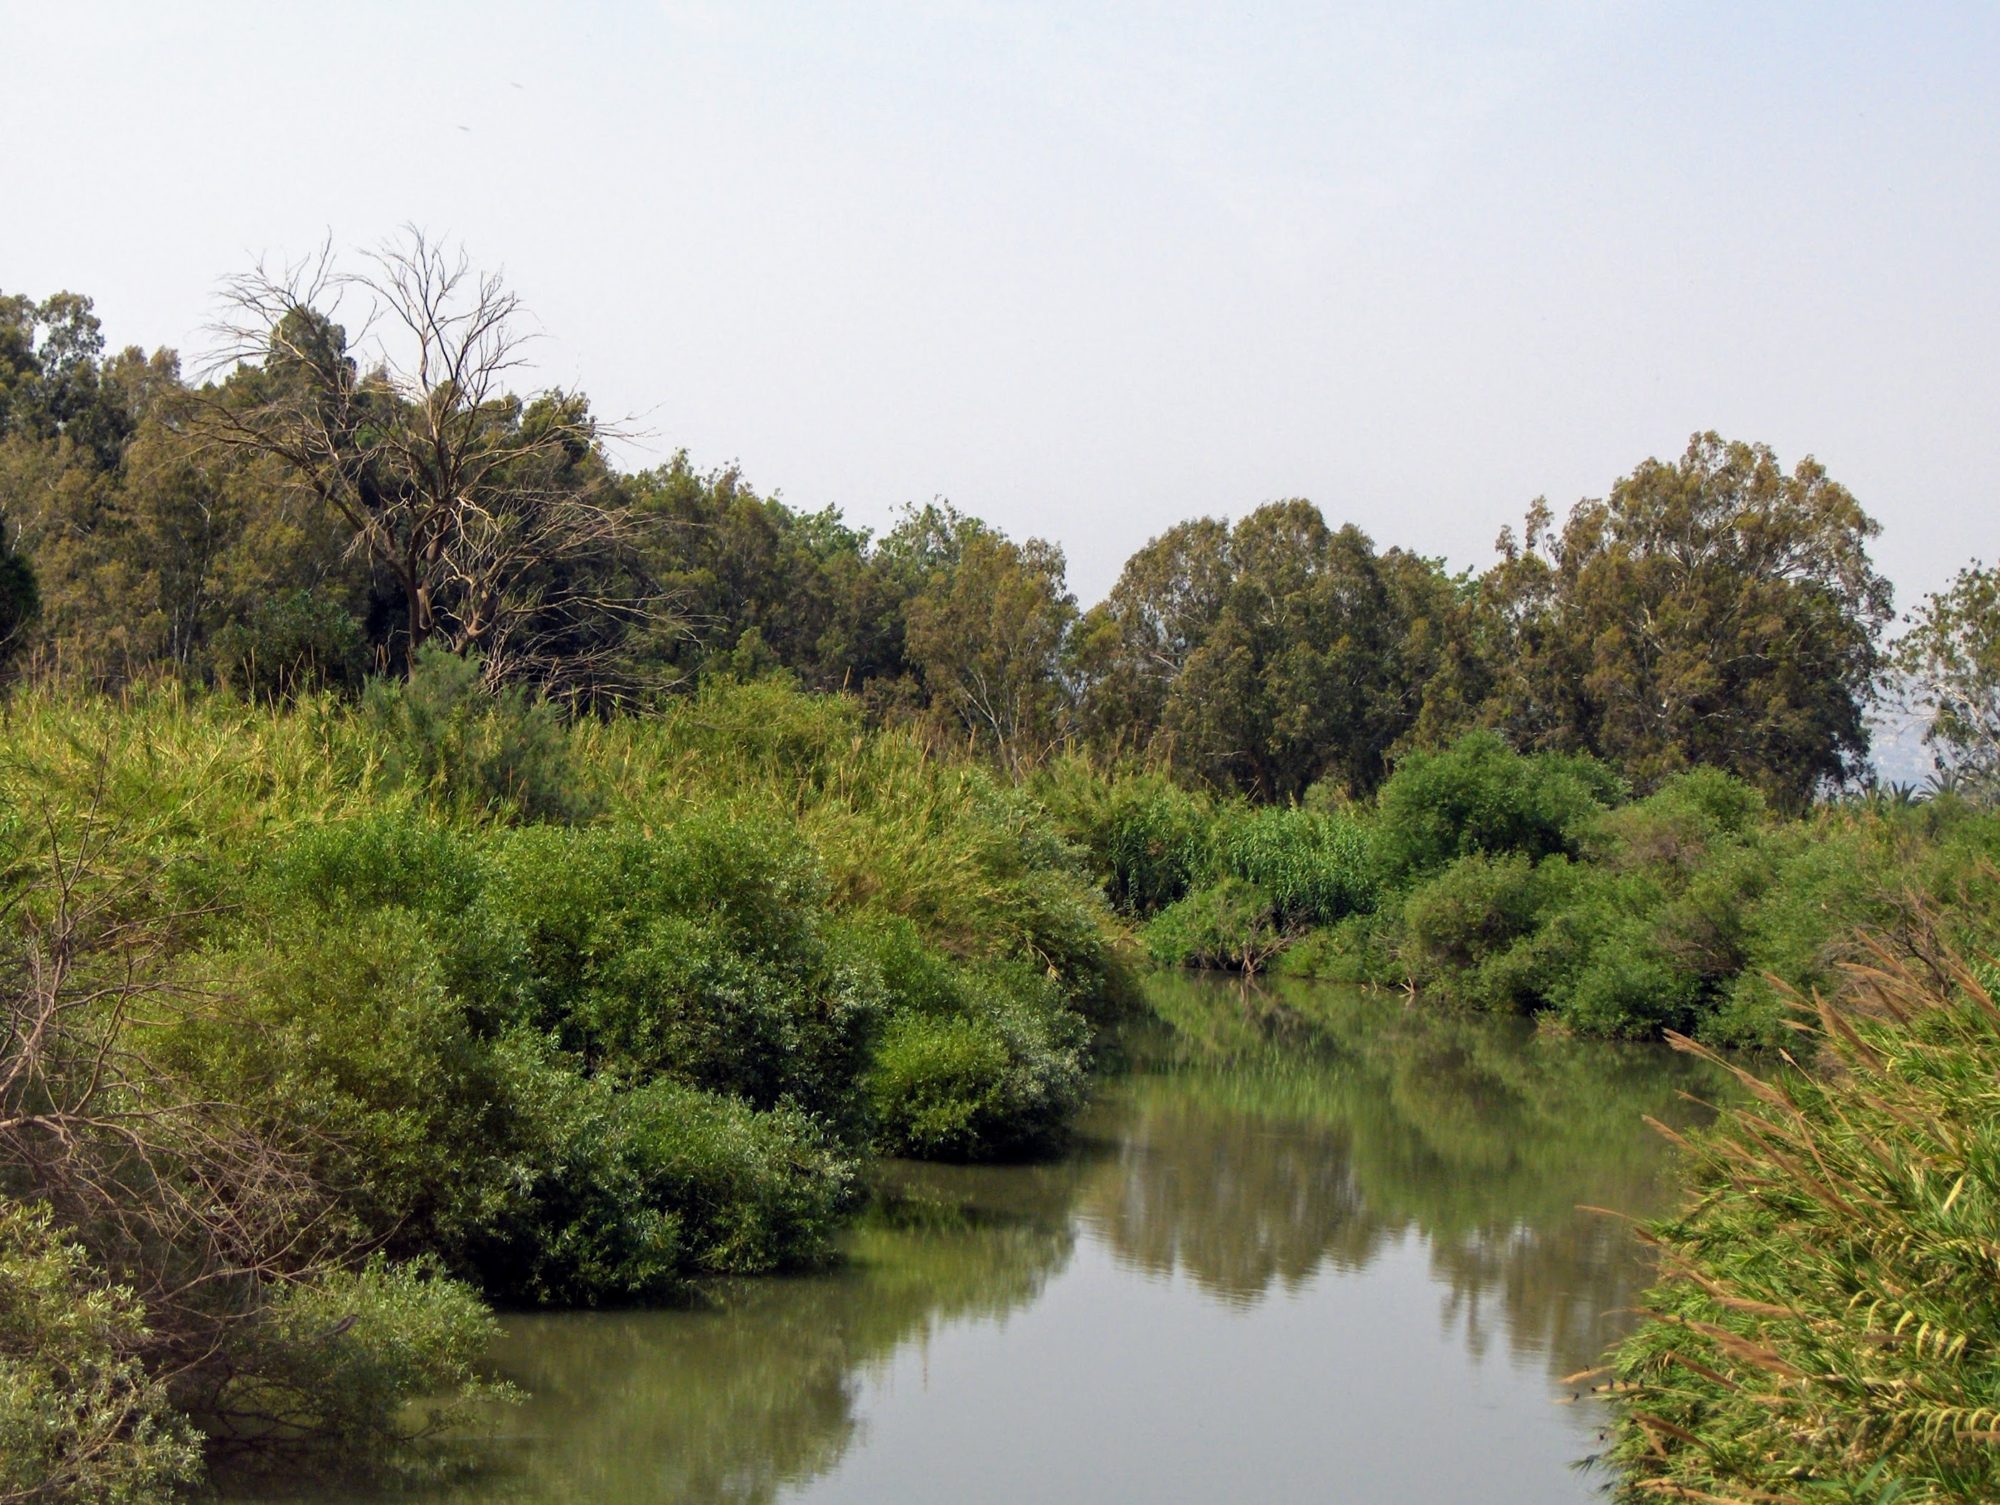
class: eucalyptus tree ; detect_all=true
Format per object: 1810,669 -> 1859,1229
1077,501 -> 1467,800
895,505 -> 1077,774
1894,558 -> 2000,798
1481,433 -> 1892,808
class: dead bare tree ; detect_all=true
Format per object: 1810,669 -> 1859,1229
199,228 -> 659,688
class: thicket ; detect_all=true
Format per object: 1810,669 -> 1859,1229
1059,732 -> 2000,1048
0,669 -> 1127,1501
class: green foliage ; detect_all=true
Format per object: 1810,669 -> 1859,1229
585,681 -> 1136,1030
486,816 -> 879,1132
902,519 -> 1076,775
628,454 -> 911,696
190,809 -> 873,1301
1376,764 -> 1887,1039
1896,558 -> 2000,800
1214,804 -> 1375,926
1030,759 -> 1217,916
852,918 -> 1087,1160
1076,503 -> 1478,800
1269,911 -> 1405,987
1607,956 -> 2000,1502
1399,852 -> 1571,1012
1483,433 -> 1892,808
363,647 -> 595,823
196,1258 -> 504,1466
1143,876 -> 1283,971
567,1082 -> 854,1280
211,587 -> 367,701
0,1204 -> 200,1505
1372,731 -> 1623,886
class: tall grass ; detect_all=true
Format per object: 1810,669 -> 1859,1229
1603,940 -> 2000,1502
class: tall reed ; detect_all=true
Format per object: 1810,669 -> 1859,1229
1603,937 -> 2000,1502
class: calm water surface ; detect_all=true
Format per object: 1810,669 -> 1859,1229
253,976 -> 1727,1505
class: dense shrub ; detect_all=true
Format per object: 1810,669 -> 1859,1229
1143,876 -> 1283,971
1372,731 -> 1623,885
854,918 -> 1087,1160
188,810 -> 875,1301
1270,911 -> 1405,987
1400,853 -> 1575,1012
362,647 -> 595,823
0,1203 -> 199,1505
589,685 -> 1135,1028
192,1258 -> 504,1466
486,817 -> 880,1134
211,588 -> 368,702
1215,805 -> 1375,926
1032,760 -> 1217,916
557,1082 -> 854,1281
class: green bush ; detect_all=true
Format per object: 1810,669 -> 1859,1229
578,1082 -> 854,1279
486,816 -> 880,1136
194,1257 -> 504,1467
363,647 -> 594,823
1373,731 -> 1623,886
852,918 -> 1087,1160
188,808 -> 879,1302
1143,876 -> 1282,971
1399,852 -> 1574,1011
211,588 -> 368,702
1032,761 -> 1217,917
1270,911 -> 1405,987
0,1203 -> 199,1505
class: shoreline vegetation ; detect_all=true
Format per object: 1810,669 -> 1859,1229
4,252 -> 1999,1501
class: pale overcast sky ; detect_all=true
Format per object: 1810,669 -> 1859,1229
5,1 -> 1995,610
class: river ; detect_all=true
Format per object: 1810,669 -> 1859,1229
245,974 -> 1726,1504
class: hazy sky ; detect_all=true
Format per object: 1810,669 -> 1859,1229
6,1 -> 1995,609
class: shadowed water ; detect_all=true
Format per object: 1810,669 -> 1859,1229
239,976 -> 1727,1504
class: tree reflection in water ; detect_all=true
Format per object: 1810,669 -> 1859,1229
231,975 -> 1725,1505
1103,974 -> 1727,1380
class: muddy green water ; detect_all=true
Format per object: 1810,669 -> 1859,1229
252,976 -> 1727,1504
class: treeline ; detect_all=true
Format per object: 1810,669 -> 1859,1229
15,240 -> 1994,815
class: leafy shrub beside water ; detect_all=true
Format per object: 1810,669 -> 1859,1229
854,917 -> 1088,1160
1215,805 -> 1374,926
1370,731 -> 1623,886
0,1203 -> 200,1505
0,676 -> 1128,1496
1031,759 -> 1217,915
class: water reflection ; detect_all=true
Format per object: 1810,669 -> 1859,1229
1105,974 -> 1723,1380
237,977 -> 1725,1505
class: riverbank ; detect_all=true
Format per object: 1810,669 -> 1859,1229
6,672 -> 1998,1501
0,671 -> 1131,1499
216,975 -> 1728,1505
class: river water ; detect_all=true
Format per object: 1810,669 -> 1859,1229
255,975 -> 1726,1504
